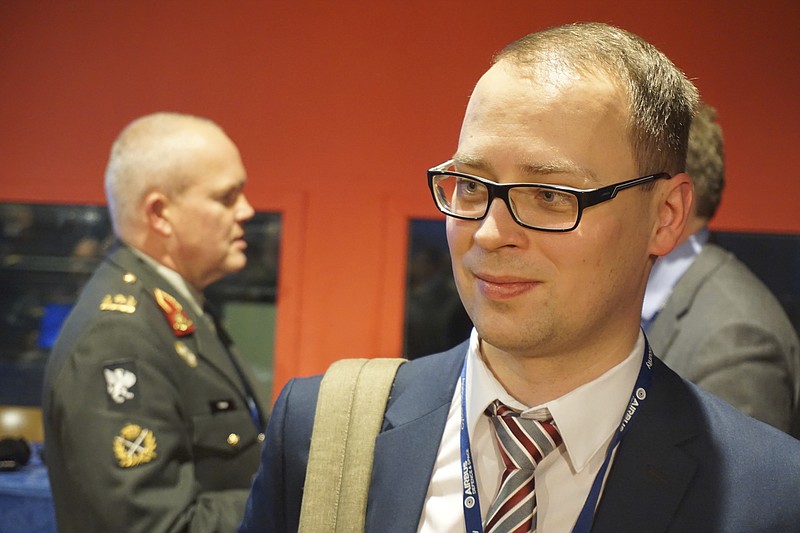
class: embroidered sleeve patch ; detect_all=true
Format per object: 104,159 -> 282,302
104,362 -> 139,408
113,424 -> 157,468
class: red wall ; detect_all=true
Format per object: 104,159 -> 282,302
2,1 -> 798,395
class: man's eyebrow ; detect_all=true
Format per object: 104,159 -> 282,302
519,162 -> 598,183
451,153 -> 491,173
452,154 -> 599,184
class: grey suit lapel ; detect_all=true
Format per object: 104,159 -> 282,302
590,358 -> 699,533
648,245 -> 729,359
366,344 -> 466,533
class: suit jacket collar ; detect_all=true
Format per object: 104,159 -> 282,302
648,244 -> 730,355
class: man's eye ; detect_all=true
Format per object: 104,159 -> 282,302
537,189 -> 571,204
457,179 -> 481,194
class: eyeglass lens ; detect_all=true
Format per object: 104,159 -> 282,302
433,174 -> 579,230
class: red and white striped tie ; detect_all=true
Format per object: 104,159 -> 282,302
484,400 -> 563,533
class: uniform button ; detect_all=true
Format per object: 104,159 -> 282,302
227,433 -> 240,446
123,273 -> 137,284
257,433 -> 265,443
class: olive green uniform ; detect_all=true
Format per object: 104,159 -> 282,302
43,244 -> 267,532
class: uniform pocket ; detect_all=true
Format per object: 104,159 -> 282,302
191,409 -> 258,456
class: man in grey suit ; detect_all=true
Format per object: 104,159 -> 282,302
643,103 -> 800,436
240,23 -> 800,533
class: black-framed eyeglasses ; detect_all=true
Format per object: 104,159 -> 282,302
427,160 -> 671,232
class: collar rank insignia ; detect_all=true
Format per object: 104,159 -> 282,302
153,288 -> 195,336
113,424 -> 157,468
99,294 -> 137,314
174,341 -> 198,368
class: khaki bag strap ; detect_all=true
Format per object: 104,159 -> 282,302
298,357 -> 407,533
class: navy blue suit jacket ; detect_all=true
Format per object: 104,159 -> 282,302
240,342 -> 800,532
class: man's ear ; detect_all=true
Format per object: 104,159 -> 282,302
649,173 -> 693,257
144,191 -> 172,237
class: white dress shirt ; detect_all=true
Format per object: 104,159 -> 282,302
417,329 -> 646,533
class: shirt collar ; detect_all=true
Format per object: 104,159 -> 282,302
129,247 -> 205,316
642,227 -> 709,320
466,329 -> 646,473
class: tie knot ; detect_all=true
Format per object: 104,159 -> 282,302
486,400 -> 562,471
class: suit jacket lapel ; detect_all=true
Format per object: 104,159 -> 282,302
366,344 -> 466,533
648,245 -> 728,360
590,358 -> 699,533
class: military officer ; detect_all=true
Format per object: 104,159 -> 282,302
43,112 -> 267,532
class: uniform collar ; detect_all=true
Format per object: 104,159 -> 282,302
128,246 -> 204,316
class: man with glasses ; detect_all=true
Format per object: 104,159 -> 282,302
240,23 -> 800,532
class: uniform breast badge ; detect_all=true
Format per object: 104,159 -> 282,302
113,424 -> 157,468
153,288 -> 195,336
174,340 -> 198,368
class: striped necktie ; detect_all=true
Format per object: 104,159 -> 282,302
484,400 -> 563,533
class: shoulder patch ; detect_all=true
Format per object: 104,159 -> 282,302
153,288 -> 195,337
113,424 -> 157,468
99,294 -> 137,313
103,362 -> 139,408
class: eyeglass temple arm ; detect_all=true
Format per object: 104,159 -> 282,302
583,173 -> 670,208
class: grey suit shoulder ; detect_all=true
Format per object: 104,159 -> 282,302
648,243 -> 800,436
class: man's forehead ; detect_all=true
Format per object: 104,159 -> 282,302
473,60 -> 622,105
456,61 -> 635,184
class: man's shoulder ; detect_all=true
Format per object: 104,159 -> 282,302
57,257 -> 162,334
673,244 -> 796,333
655,356 -> 800,460
600,360 -> 800,531
281,342 -> 468,403
46,252 -> 196,378
276,341 -> 468,423
693,244 -> 781,301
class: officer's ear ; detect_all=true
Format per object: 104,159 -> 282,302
144,191 -> 173,237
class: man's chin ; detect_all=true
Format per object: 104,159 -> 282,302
226,252 -> 248,273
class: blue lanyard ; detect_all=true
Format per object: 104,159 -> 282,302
460,356 -> 484,533
459,341 -> 654,533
